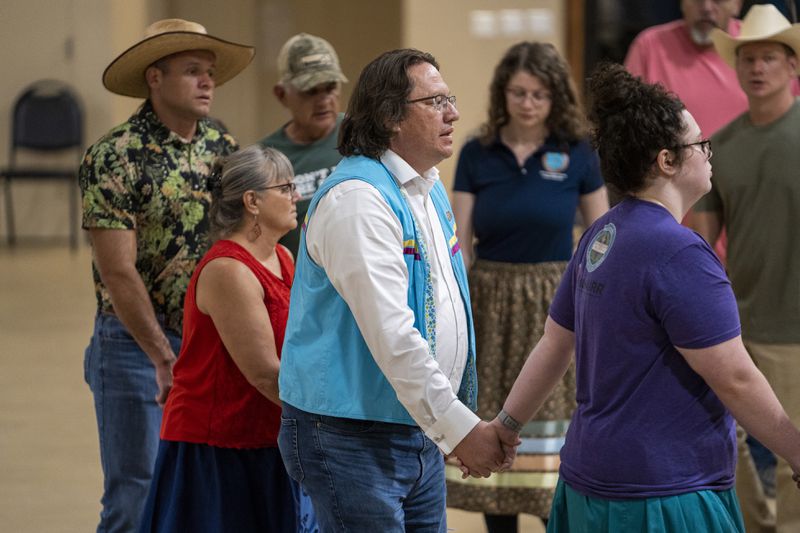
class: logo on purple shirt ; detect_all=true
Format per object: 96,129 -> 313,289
586,223 -> 616,272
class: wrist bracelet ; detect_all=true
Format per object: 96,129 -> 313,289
497,409 -> 522,432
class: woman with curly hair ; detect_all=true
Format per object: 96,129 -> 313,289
488,63 -> 800,532
448,42 -> 608,531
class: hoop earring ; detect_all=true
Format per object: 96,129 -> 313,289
249,213 -> 262,240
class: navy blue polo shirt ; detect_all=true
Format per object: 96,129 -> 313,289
453,136 -> 604,264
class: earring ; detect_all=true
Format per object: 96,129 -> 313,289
250,213 -> 262,240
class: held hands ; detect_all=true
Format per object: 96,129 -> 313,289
491,417 -> 522,471
450,419 -> 521,479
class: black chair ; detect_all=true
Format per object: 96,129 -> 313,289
1,80 -> 84,249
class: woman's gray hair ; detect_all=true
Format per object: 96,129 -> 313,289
208,145 -> 294,240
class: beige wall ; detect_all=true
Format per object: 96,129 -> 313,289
0,0 -> 164,241
251,0 -> 403,143
0,0 -> 565,244
403,0 -> 565,187
168,0 -> 404,145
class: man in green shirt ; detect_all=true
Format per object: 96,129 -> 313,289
259,33 -> 348,255
693,6 -> 800,532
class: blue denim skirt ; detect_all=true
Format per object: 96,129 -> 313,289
546,478 -> 745,533
139,440 -> 298,533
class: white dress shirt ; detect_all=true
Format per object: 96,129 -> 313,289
305,150 -> 479,453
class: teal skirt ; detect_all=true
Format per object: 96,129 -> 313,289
546,479 -> 745,533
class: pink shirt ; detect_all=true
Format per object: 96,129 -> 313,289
625,19 -> 747,136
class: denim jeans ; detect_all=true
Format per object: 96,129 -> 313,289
84,313 -> 181,533
279,402 -> 448,533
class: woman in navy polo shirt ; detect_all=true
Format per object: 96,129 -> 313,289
494,63 -> 800,532
448,41 -> 608,531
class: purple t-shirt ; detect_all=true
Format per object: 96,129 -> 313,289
549,198 -> 741,499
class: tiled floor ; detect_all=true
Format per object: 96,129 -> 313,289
0,245 -> 101,531
0,245 -> 545,532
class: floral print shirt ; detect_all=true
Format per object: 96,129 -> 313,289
79,100 -> 238,333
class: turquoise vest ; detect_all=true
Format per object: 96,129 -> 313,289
279,155 -> 477,425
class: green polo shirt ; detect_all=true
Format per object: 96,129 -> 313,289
694,99 -> 800,343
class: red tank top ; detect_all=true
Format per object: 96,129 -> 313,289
161,239 -> 294,448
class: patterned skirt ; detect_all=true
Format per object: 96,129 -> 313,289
446,259 -> 574,518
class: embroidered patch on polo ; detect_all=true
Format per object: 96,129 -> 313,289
542,151 -> 569,172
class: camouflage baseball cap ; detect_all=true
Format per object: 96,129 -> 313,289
277,33 -> 348,91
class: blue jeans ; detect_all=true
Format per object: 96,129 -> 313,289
279,402 -> 448,533
84,313 -> 181,533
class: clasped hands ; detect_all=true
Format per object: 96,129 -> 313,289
449,418 -> 521,479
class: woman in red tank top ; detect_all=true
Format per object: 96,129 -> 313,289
139,146 -> 310,532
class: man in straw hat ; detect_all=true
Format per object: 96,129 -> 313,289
693,4 -> 800,532
259,33 -> 348,256
78,18 -> 253,532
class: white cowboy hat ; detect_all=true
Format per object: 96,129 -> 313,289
712,4 -> 800,73
103,18 -> 255,98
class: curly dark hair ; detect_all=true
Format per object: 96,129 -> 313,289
338,49 -> 439,159
479,41 -> 588,145
587,63 -> 687,195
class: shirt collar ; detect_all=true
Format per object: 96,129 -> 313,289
490,132 -> 563,153
380,149 -> 440,195
136,100 -> 207,146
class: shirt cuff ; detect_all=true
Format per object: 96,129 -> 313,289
423,399 -> 481,455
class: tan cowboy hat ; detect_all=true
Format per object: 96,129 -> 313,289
103,18 -> 255,98
712,4 -> 800,73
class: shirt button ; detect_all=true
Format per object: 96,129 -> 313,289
521,168 -> 528,175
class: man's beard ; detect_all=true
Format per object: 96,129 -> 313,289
689,25 -> 715,46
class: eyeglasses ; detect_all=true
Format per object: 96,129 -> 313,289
406,94 -> 457,112
678,139 -> 712,159
651,139 -> 713,164
262,182 -> 297,196
506,87 -> 552,104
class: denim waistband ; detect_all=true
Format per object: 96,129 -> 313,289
97,310 -> 181,337
281,402 -> 422,434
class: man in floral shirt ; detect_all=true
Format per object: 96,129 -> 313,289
79,19 -> 253,532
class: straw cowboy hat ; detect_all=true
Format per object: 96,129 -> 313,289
712,4 -> 800,74
103,18 -> 255,98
